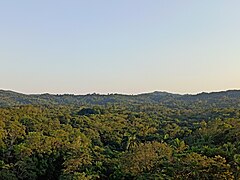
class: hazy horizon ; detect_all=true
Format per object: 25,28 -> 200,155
1,88 -> 240,96
1,1 -> 240,94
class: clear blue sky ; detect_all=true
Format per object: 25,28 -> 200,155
1,0 -> 240,94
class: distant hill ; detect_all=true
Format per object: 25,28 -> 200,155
0,89 -> 240,108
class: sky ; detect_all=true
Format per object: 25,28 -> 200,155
0,0 -> 240,95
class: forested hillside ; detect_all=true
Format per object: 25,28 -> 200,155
1,90 -> 240,107
0,90 -> 240,179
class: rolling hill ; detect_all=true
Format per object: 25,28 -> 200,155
1,89 -> 240,108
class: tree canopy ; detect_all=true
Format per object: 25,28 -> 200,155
0,90 -> 240,179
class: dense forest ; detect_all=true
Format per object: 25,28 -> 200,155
0,90 -> 240,179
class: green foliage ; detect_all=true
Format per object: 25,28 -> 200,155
0,91 -> 240,179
